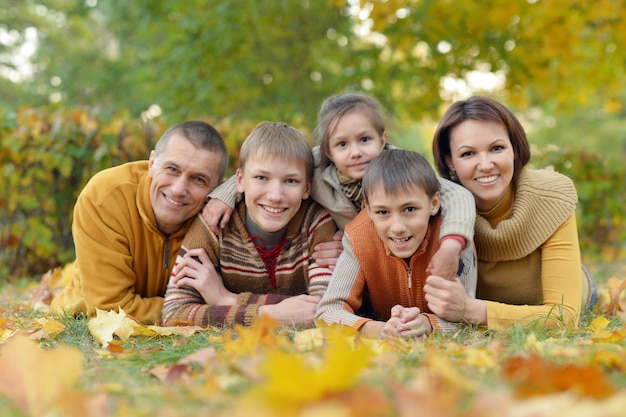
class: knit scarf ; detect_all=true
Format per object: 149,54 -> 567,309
251,234 -> 287,288
336,168 -> 363,210
475,168 -> 578,262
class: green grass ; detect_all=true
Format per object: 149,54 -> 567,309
1,260 -> 626,416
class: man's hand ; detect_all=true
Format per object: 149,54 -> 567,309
201,199 -> 234,235
426,238 -> 462,280
258,294 -> 321,326
312,230 -> 344,271
172,248 -> 236,306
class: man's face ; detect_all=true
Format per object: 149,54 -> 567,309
148,133 -> 223,235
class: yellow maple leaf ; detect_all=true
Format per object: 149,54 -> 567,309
222,315 -> 288,358
32,317 -> 66,339
245,323 -> 373,412
88,307 -> 141,347
146,324 -> 206,337
0,333 -> 84,416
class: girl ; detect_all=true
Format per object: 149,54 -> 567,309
205,93 -> 476,280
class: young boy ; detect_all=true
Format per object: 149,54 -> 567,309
315,149 -> 477,338
162,122 -> 337,327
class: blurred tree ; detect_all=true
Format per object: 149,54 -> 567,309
2,0 -> 626,125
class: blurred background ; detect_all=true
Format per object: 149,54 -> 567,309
1,0 -> 624,280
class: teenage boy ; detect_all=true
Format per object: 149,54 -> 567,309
162,122 -> 337,327
315,149 -> 477,338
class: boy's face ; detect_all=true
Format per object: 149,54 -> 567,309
236,152 -> 311,233
366,183 -> 440,259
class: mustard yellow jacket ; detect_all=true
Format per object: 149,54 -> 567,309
51,161 -> 191,324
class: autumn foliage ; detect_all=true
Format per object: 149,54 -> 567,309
1,105 -> 624,279
2,276 -> 626,416
0,106 -> 257,278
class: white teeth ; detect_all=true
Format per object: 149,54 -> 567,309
476,175 -> 498,183
391,237 -> 410,244
263,206 -> 285,213
165,195 -> 184,206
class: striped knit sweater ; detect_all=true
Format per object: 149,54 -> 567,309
162,199 -> 336,327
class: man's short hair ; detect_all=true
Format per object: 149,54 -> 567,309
155,120 -> 229,180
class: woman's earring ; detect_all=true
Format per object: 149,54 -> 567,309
450,170 -> 458,181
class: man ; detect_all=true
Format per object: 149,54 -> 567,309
51,121 -> 228,324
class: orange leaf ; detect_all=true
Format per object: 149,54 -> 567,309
602,277 -> 626,316
0,334 -> 88,416
502,353 -> 615,399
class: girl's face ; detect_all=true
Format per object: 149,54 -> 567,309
446,119 -> 515,212
326,110 -> 386,181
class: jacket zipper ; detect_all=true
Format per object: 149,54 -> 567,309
163,237 -> 170,270
406,267 -> 412,289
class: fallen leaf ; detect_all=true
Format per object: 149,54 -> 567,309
0,333 -> 96,417
603,277 -> 626,316
88,307 -> 140,347
502,353 -> 615,399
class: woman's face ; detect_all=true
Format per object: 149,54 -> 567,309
446,119 -> 515,212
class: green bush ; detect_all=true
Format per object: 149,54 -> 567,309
2,105 -> 621,279
530,144 -> 626,259
0,106 -> 253,279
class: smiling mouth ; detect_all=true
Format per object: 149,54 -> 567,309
475,175 -> 499,184
164,194 -> 185,206
390,237 -> 411,244
262,205 -> 286,214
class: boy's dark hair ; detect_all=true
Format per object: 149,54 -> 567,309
363,149 -> 439,203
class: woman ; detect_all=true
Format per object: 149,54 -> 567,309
425,95 -> 595,330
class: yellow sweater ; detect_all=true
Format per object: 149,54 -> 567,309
476,168 -> 586,330
51,161 -> 191,324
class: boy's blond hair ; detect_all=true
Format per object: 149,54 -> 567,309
239,121 -> 313,181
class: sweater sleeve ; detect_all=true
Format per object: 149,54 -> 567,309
306,209 -> 338,296
437,178 -> 476,247
485,213 -> 582,330
207,174 -> 241,208
315,233 -> 371,329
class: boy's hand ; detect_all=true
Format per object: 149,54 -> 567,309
427,238 -> 462,280
201,199 -> 234,235
391,305 -> 431,339
172,248 -> 236,306
258,295 -> 321,325
312,230 -> 344,271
